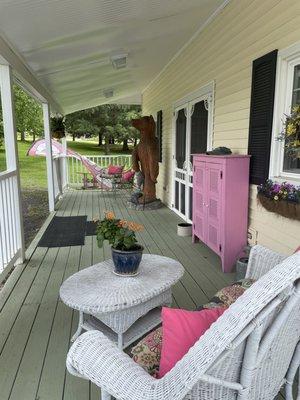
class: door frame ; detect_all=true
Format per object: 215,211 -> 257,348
171,81 -> 215,221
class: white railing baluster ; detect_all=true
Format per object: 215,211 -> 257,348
0,179 -> 9,266
4,177 -> 13,259
71,157 -> 75,185
0,221 -> 4,269
66,154 -> 132,187
0,170 -> 24,272
9,176 -> 17,254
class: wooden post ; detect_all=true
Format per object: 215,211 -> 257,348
0,64 -> 25,263
42,102 -> 55,212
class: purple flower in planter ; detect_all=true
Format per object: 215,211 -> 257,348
272,184 -> 281,193
257,180 -> 300,204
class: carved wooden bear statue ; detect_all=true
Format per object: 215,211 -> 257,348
131,115 -> 159,203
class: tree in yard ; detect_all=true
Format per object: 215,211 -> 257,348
65,104 -> 142,154
91,104 -> 141,154
0,86 -> 43,146
118,105 -> 141,151
65,111 -> 98,141
13,85 -> 43,141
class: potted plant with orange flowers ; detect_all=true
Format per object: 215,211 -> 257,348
96,211 -> 144,276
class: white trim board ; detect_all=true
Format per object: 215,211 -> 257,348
142,0 -> 231,94
269,41 -> 300,184
173,81 -> 215,110
0,34 -> 63,114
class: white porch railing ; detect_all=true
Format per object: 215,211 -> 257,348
0,170 -> 23,272
67,154 -> 132,186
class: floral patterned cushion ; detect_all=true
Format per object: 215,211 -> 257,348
131,326 -> 163,377
131,278 -> 255,377
197,278 -> 255,310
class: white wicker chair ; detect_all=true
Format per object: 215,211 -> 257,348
67,245 -> 300,400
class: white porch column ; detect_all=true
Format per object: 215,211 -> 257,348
61,136 -> 68,190
42,102 -> 55,212
0,64 -> 25,263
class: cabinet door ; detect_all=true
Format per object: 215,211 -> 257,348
193,162 -> 207,242
206,163 -> 222,254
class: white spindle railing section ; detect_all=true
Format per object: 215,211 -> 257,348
67,154 -> 132,186
0,170 -> 22,272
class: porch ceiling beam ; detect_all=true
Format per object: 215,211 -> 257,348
0,35 -> 64,114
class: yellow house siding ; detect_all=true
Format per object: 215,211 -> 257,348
142,0 -> 300,255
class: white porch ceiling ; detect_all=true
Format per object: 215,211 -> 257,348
0,0 -> 226,114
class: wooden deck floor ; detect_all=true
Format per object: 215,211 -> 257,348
0,189 -> 285,400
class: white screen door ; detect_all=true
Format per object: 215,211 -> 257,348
173,90 -> 213,222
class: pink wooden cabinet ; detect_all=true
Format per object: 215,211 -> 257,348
192,154 -> 250,273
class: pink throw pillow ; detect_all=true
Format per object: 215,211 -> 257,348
107,165 -> 123,175
158,306 -> 226,378
122,170 -> 135,182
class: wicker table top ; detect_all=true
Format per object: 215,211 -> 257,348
60,254 -> 184,314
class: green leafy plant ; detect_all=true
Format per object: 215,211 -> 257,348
277,105 -> 300,158
50,115 -> 65,139
96,211 -> 143,251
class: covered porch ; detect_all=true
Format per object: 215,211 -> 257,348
0,1 -> 299,399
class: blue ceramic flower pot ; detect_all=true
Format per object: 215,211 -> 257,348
111,246 -> 144,276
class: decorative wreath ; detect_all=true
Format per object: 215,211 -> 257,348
278,105 -> 300,159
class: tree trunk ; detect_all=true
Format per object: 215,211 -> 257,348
134,138 -> 138,146
98,133 -> 103,146
122,139 -> 129,152
104,138 -> 110,155
20,131 -> 25,141
32,132 -> 36,142
72,133 -> 76,141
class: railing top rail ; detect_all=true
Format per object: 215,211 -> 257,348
81,154 -> 131,158
0,169 -> 17,181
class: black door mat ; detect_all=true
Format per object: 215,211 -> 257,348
86,220 -> 97,236
38,216 -> 87,247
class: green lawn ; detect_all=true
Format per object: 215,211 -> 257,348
0,138 -> 132,189
67,139 -> 133,156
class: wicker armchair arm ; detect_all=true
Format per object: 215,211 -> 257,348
67,330 -> 189,400
67,330 -> 217,400
245,245 -> 286,280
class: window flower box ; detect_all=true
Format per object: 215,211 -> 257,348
257,180 -> 300,221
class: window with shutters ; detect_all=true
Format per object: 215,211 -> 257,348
248,50 -> 277,185
270,43 -> 300,181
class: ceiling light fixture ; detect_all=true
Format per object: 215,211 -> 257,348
110,53 -> 128,70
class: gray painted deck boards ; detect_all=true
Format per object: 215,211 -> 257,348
0,190 -> 289,399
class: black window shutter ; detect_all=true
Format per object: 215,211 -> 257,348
248,50 -> 278,185
157,110 -> 163,162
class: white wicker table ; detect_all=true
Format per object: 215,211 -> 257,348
60,254 -> 184,350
